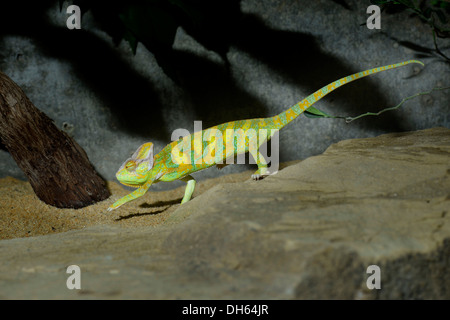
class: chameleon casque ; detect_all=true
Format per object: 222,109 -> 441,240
108,60 -> 424,211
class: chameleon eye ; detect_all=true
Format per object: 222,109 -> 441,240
125,161 -> 136,171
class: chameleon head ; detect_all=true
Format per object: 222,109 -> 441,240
116,142 -> 154,187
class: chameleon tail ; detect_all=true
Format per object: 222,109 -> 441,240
269,60 -> 424,129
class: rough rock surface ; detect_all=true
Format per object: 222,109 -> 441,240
0,127 -> 449,299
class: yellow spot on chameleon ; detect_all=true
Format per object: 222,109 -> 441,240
285,109 -> 296,121
241,120 -> 251,130
272,116 -> 282,126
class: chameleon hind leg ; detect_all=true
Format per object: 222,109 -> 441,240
180,175 -> 196,204
249,148 -> 270,180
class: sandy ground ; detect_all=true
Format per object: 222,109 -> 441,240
1,164 -> 299,240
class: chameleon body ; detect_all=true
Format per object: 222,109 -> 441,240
108,60 -> 423,211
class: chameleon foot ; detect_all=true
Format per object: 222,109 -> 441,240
251,174 -> 265,180
251,167 -> 271,180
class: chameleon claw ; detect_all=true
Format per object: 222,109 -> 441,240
106,200 -> 122,212
252,166 -> 271,180
252,173 -> 271,180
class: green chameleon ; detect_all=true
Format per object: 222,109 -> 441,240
108,60 -> 424,211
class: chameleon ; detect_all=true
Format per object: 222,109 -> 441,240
107,59 -> 424,211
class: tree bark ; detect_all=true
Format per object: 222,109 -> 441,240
0,71 -> 110,209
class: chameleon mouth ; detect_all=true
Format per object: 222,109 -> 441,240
119,181 -> 140,188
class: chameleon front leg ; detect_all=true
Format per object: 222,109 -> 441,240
180,175 -> 196,204
107,181 -> 152,211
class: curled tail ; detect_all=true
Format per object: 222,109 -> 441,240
269,60 -> 424,129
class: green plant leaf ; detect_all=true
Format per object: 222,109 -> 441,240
423,7 -> 433,19
434,9 -> 448,24
432,0 -> 450,8
304,106 -> 333,118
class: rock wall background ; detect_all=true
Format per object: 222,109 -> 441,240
0,0 -> 448,190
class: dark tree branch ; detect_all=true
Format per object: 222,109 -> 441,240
0,71 -> 109,208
